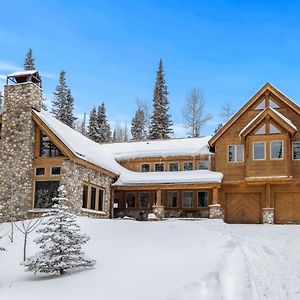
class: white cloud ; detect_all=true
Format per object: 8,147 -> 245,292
0,61 -> 21,72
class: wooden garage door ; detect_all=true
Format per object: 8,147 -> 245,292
274,192 -> 300,224
225,193 -> 261,224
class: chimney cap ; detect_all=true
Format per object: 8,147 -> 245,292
6,70 -> 41,87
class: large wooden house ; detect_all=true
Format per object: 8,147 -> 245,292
0,71 -> 299,224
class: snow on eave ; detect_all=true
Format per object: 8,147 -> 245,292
7,70 -> 38,77
239,109 -> 266,138
269,107 -> 297,130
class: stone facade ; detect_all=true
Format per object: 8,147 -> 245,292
61,160 -> 113,218
262,208 -> 274,224
0,82 -> 42,222
209,204 -> 224,220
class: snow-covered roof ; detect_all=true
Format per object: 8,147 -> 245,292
239,107 -> 297,138
33,110 -> 223,185
7,70 -> 38,77
113,170 -> 223,186
102,137 -> 212,160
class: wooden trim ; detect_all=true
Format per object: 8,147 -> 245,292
140,162 -> 151,172
32,111 -> 117,179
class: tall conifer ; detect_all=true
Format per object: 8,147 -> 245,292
24,48 -> 35,70
97,103 -> 111,143
131,108 -> 146,141
88,107 -> 98,142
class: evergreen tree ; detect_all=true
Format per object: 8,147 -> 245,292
80,113 -> 87,136
24,186 -> 95,276
112,128 -> 117,142
149,59 -> 173,139
131,108 -> 146,141
97,103 -> 111,143
0,91 -> 3,110
88,107 -> 98,142
52,71 -> 76,128
24,48 -> 35,70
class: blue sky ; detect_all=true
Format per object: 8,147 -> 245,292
1,0 -> 300,136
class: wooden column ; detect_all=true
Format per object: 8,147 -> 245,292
212,187 -> 219,205
156,189 -> 162,206
265,183 -> 271,208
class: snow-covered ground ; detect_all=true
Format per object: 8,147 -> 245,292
1,218 -> 300,300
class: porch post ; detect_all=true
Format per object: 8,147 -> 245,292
209,187 -> 224,220
153,189 -> 164,220
263,183 -> 274,224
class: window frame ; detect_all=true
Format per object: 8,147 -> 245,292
125,192 -> 137,208
81,183 -> 105,212
154,162 -> 164,172
35,167 -> 45,176
139,192 -> 150,208
198,160 -> 209,170
167,191 -> 178,208
169,162 -> 179,172
183,161 -> 194,171
197,190 -> 209,208
228,145 -> 244,163
140,163 -> 150,172
253,141 -> 266,161
51,166 -> 61,175
292,141 -> 300,160
182,191 -> 194,208
270,140 -> 284,160
33,179 -> 60,209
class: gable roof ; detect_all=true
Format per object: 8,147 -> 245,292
32,109 -> 223,185
209,83 -> 300,147
239,107 -> 297,139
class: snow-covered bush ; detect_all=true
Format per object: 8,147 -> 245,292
24,186 -> 95,275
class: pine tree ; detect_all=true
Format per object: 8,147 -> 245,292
112,128 -> 117,142
97,103 -> 111,143
52,71 -> 76,128
131,108 -> 146,141
88,107 -> 98,142
0,91 -> 3,110
80,113 -> 87,136
149,59 -> 173,139
24,48 -> 35,70
24,186 -> 95,276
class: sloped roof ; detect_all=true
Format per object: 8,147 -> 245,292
209,83 -> 300,147
33,109 -> 223,185
102,137 -> 212,160
7,70 -> 38,77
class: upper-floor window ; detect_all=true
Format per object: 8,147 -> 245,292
155,163 -> 164,172
141,163 -> 150,172
253,142 -> 266,160
51,166 -> 61,175
169,162 -> 179,172
198,160 -> 209,170
254,124 -> 266,135
293,142 -> 300,160
228,145 -> 244,162
269,98 -> 280,109
36,167 -> 45,176
270,141 -> 283,160
183,162 -> 193,171
270,123 -> 281,134
40,132 -> 63,157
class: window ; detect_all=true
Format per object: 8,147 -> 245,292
155,163 -> 164,172
141,163 -> 150,172
270,141 -> 283,159
183,191 -> 193,208
255,99 -> 265,110
140,192 -> 150,208
168,191 -> 178,208
270,123 -> 281,134
198,191 -> 209,208
34,180 -> 60,209
228,145 -> 244,162
293,142 -> 300,160
254,124 -> 266,135
183,162 -> 193,171
51,166 -> 61,175
82,185 -> 88,208
269,98 -> 279,109
82,184 -> 105,211
198,161 -> 209,170
40,132 -> 63,157
169,162 -> 179,171
126,192 -> 136,208
253,142 -> 265,160
36,167 -> 45,176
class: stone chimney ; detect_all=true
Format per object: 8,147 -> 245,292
0,70 -> 42,221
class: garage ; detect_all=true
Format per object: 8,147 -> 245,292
225,193 -> 262,224
274,192 -> 300,224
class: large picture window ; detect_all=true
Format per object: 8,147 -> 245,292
293,142 -> 300,160
253,142 -> 265,160
228,145 -> 244,162
168,191 -> 178,208
270,141 -> 283,160
82,184 -> 105,212
198,191 -> 209,208
40,132 -> 63,157
126,192 -> 136,208
183,191 -> 193,208
140,192 -> 150,208
34,180 -> 60,209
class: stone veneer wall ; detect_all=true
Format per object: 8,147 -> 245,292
60,160 -> 113,218
0,82 -> 42,222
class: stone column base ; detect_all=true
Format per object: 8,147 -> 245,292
153,205 -> 165,220
209,204 -> 224,220
262,208 -> 274,224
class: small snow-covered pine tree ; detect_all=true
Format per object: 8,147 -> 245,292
149,59 -> 173,139
24,48 -> 35,70
24,186 -> 95,276
52,71 -> 76,128
131,108 -> 146,141
97,103 -> 111,143
88,107 -> 98,142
